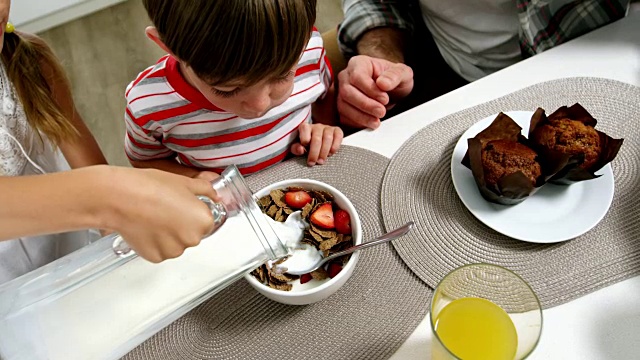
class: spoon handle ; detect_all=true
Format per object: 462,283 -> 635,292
323,221 -> 414,263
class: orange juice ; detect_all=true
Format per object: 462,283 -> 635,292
434,297 -> 518,360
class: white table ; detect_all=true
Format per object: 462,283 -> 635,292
342,13 -> 640,360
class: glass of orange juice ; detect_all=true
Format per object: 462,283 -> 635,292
430,264 -> 542,360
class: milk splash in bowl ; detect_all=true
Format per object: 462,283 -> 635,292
264,212 -> 324,284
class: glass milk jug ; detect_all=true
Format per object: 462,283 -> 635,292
0,165 -> 289,360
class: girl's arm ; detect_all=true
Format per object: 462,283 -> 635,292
0,167 -> 111,239
129,157 -> 220,182
0,165 -> 218,263
37,36 -> 107,168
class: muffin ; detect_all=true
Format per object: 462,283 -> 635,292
461,112 -> 522,168
482,139 -> 542,188
463,112 -> 569,205
530,118 -> 601,170
528,104 -> 624,184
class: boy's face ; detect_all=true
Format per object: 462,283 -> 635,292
182,64 -> 297,119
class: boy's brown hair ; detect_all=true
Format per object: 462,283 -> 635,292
143,0 -> 317,86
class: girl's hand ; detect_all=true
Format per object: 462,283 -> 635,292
99,229 -> 114,237
290,123 -> 343,166
193,171 -> 220,183
100,167 -> 218,263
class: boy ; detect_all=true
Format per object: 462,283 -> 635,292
124,0 -> 341,180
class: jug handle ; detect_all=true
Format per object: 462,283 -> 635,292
112,196 -> 227,257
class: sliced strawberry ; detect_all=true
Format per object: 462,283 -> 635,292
327,262 -> 343,278
310,203 -> 335,229
334,209 -> 352,235
300,273 -> 312,284
284,190 -> 312,209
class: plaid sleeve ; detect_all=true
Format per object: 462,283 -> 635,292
518,0 -> 629,57
338,0 -> 414,58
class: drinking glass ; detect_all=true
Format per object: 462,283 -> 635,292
430,263 -> 542,360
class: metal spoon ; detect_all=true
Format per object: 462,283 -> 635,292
277,221 -> 414,276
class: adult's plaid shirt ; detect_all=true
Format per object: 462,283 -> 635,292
338,0 -> 629,59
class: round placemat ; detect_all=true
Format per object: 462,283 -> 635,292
381,77 -> 640,309
124,146 -> 432,360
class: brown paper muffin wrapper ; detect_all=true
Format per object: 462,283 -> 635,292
463,113 -> 570,205
528,104 -> 624,185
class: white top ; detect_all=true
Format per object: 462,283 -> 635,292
344,12 -> 640,360
0,62 -> 94,285
420,0 -> 522,82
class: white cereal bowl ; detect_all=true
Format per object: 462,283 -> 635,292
244,179 -> 362,305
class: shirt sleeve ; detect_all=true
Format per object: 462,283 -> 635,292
338,0 -> 415,58
320,51 -> 333,97
517,0 -> 629,57
309,27 -> 333,99
124,105 -> 174,162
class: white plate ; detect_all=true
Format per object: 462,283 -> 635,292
450,111 -> 614,243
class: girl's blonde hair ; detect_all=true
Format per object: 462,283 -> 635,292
1,31 -> 78,145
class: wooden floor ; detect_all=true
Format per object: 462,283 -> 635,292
38,0 -> 344,166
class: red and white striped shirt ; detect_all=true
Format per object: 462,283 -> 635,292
124,30 -> 332,175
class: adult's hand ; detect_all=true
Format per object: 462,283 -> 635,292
337,55 -> 414,130
101,167 -> 217,263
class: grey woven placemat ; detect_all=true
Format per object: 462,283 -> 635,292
124,146 -> 432,360
381,77 -> 640,309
